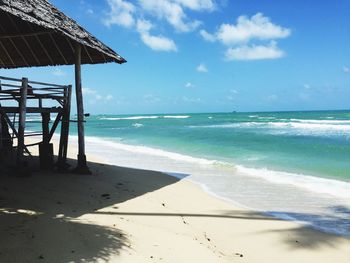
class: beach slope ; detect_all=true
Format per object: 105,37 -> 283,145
0,149 -> 349,262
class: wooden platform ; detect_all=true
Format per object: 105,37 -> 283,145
0,75 -> 71,170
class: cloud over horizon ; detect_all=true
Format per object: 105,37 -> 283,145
201,13 -> 291,61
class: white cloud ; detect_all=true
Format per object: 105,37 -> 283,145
86,8 -> 94,15
52,68 -> 66,77
196,63 -> 208,72
104,0 -> 136,28
174,0 -> 216,11
217,13 -> 290,45
82,87 -> 97,95
137,19 -> 177,51
138,0 -> 201,32
230,89 -> 238,94
199,29 -> 216,42
343,66 -> 350,73
136,19 -> 153,32
201,13 -> 290,61
104,0 -> 218,51
140,32 -> 177,52
225,41 -> 285,61
83,88 -> 114,103
185,82 -> 195,88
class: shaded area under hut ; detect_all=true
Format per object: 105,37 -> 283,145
0,0 -> 126,174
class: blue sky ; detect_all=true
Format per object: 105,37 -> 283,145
1,0 -> 349,114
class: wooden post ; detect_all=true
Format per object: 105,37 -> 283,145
57,85 -> 71,171
74,44 -> 90,174
0,80 -> 2,154
17,77 -> 28,165
42,113 -> 50,144
39,112 -> 53,169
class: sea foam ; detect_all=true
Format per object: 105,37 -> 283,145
84,136 -> 350,199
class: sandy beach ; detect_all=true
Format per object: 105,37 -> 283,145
0,139 -> 349,263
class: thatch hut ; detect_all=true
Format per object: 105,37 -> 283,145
0,0 -> 126,173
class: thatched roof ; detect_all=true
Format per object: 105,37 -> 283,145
0,0 -> 126,69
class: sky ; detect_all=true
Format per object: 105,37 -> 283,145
0,0 -> 349,114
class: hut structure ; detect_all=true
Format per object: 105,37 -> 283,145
0,0 -> 126,173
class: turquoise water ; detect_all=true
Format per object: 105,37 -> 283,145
27,110 -> 350,235
83,110 -> 350,183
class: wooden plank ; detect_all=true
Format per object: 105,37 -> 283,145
0,106 -> 63,114
48,112 -> 62,141
0,76 -> 22,82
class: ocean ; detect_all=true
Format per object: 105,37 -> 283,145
28,110 -> 350,236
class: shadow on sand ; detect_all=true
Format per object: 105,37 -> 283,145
1,157 -> 348,262
0,157 -> 182,262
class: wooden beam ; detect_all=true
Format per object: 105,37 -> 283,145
8,38 -> 30,67
65,38 -> 75,55
0,31 -> 52,40
0,106 -> 63,114
35,34 -> 54,65
48,112 -> 62,141
49,33 -> 68,64
4,13 -> 39,66
0,52 -> 5,67
21,36 -> 41,66
83,45 -> 94,64
0,41 -> 16,67
17,78 -> 28,165
74,44 -> 90,174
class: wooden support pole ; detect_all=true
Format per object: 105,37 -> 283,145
42,113 -> 50,144
57,85 -> 71,171
0,80 -> 2,163
17,77 -> 28,165
74,44 -> 90,174
39,112 -> 53,169
0,80 -> 2,154
63,85 -> 72,162
0,80 -> 3,156
0,112 -> 2,162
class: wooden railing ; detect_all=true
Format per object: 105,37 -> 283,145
0,76 -> 71,169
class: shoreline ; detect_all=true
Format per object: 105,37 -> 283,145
44,134 -> 350,237
18,133 -> 350,237
1,137 -> 349,262
81,135 -> 350,236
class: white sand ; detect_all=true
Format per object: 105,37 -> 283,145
0,138 -> 349,262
